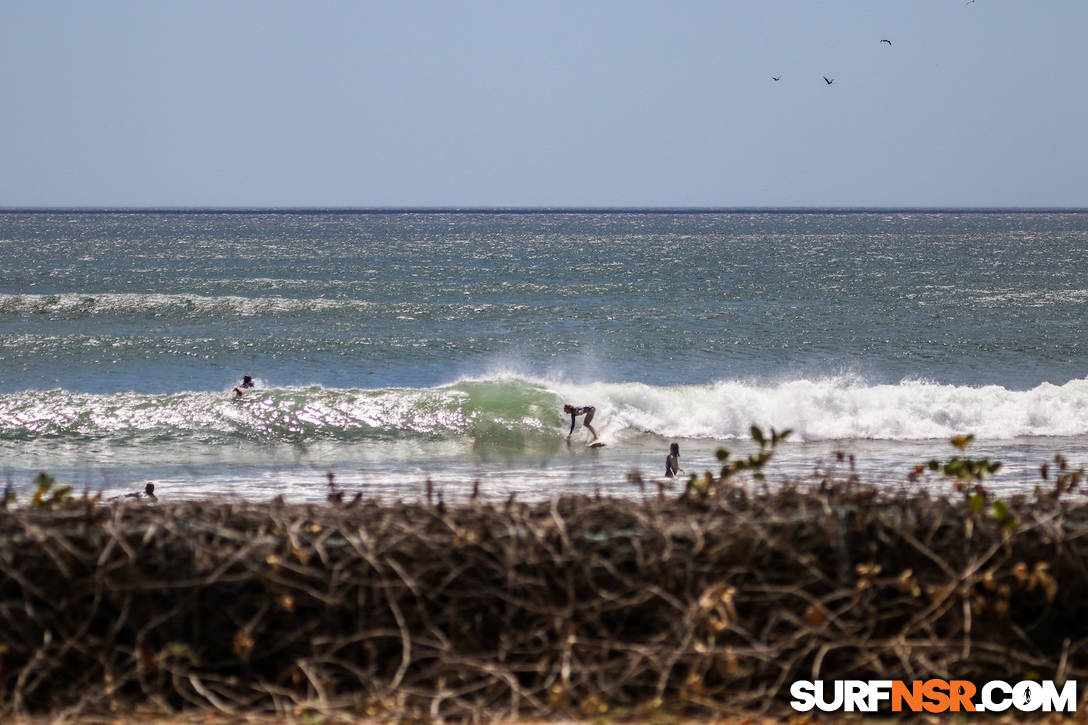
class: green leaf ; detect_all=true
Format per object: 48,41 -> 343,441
34,472 -> 54,492
944,460 -> 965,477
750,426 -> 765,446
968,492 -> 985,513
167,642 -> 196,659
951,434 -> 974,450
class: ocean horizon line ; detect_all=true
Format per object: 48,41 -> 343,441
2,205 -> 1087,215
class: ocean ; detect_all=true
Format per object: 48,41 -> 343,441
2,209 -> 1087,502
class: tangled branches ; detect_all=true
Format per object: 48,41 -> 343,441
1,482 -> 1087,721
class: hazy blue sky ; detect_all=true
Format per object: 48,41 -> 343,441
2,1 -> 1086,207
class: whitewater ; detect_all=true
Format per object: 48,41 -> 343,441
10,375 -> 1088,444
2,209 -> 1087,501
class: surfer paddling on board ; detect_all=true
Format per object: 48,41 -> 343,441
564,404 -> 598,442
232,375 -> 255,397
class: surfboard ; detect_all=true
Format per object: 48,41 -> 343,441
588,440 -> 605,448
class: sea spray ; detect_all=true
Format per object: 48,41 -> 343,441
552,376 -> 1088,442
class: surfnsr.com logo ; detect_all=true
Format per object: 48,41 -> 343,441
790,679 -> 1076,713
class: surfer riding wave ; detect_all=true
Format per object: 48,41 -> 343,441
563,404 -> 598,441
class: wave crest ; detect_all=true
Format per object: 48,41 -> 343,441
570,376 -> 1088,441
0,292 -> 376,318
2,376 -> 1087,446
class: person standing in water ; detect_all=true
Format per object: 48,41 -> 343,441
665,442 -> 684,478
564,404 -> 598,441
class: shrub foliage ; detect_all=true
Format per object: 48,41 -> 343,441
2,470 -> 1087,721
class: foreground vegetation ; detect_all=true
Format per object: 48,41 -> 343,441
2,435 -> 1088,721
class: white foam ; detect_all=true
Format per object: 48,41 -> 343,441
4,375 -> 1088,446
546,376 -> 1088,442
0,292 -> 377,317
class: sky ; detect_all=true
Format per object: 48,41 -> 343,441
2,1 -> 1086,208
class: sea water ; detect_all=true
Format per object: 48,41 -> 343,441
2,209 -> 1087,502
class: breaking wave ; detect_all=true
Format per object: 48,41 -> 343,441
3,375 -> 1088,447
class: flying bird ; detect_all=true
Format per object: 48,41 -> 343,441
772,75 -> 782,81
880,39 -> 892,46
823,76 -> 834,85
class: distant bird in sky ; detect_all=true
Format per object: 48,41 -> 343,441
880,39 -> 892,46
772,75 -> 782,81
823,76 -> 835,85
